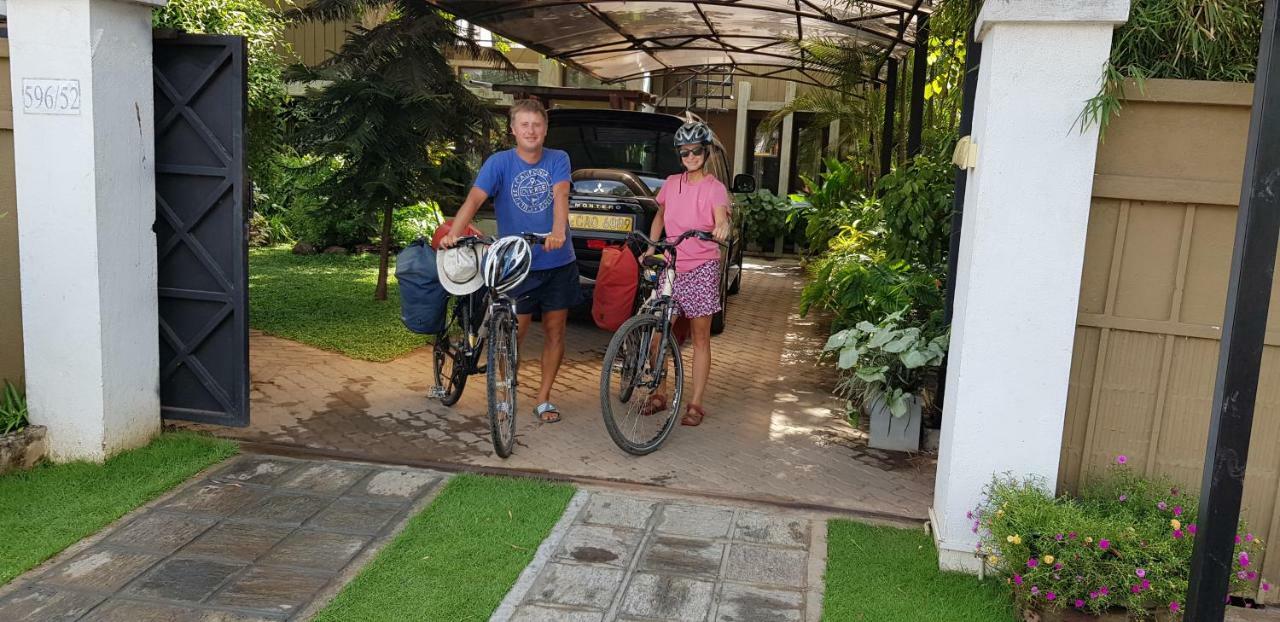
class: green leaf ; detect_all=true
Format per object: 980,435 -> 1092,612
837,346 -> 860,370
900,348 -> 930,369
855,365 -> 887,384
888,390 -> 911,418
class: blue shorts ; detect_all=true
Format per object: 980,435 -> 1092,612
512,261 -> 581,315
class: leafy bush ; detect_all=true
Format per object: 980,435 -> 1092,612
1084,0 -> 1264,129
736,189 -> 793,247
874,153 -> 953,270
794,157 -> 872,256
1,381 -> 28,435
823,310 -> 948,418
977,459 -> 1272,618
272,155 -> 379,248
392,201 -> 444,247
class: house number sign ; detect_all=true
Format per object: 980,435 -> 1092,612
21,79 -> 82,115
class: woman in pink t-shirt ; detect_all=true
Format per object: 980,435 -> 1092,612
643,121 -> 732,426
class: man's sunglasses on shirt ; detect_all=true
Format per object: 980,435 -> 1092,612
678,146 -> 707,158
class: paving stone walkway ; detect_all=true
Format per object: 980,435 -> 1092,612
0,454 -> 443,621
494,489 -> 828,622
183,259 -> 936,520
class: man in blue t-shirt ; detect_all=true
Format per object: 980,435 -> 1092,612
442,99 -> 576,423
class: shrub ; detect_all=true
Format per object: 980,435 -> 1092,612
392,201 -> 444,247
1,381 -> 28,435
822,309 -> 948,418
977,459 -> 1272,618
736,189 -> 794,247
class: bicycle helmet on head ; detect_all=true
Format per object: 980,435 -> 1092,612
674,121 -> 713,147
483,235 -> 533,294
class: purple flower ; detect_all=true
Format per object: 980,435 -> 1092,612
1054,563 -> 1063,571
1170,602 -> 1181,613
1241,552 -> 1251,568
1248,571 -> 1258,581
1173,506 -> 1183,517
1239,571 -> 1250,580
1046,592 -> 1057,601
1136,568 -> 1147,578
1131,584 -> 1142,594
1246,533 -> 1255,543
1098,539 -> 1111,550
1089,591 -> 1099,600
1173,529 -> 1184,539
1158,501 -> 1168,511
1069,532 -> 1078,539
1055,533 -> 1065,542
1099,586 -> 1109,596
967,511 -> 973,520
1236,535 -> 1243,544
1031,586 -> 1040,596
1013,574 -> 1023,586
1263,582 -> 1271,592
1075,599 -> 1086,608
1027,558 -> 1039,568
1116,455 -> 1128,464
1189,524 -> 1198,535
1119,494 -> 1128,502
1141,579 -> 1151,591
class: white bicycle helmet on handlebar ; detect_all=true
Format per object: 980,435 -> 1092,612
483,235 -> 533,294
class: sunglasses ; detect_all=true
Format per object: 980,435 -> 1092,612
678,146 -> 707,158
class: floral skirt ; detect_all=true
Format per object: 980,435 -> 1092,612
660,260 -> 722,319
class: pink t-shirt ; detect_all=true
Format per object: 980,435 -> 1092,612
655,173 -> 730,273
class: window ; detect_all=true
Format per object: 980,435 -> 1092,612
459,67 -> 538,86
547,125 -> 681,177
563,67 -> 625,90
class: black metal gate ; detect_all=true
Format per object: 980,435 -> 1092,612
153,33 -> 250,426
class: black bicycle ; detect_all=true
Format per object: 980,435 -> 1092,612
432,233 -> 545,458
599,229 -> 721,455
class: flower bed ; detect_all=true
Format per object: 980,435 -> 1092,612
976,456 -> 1271,619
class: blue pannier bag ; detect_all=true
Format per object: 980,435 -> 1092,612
396,239 -> 448,335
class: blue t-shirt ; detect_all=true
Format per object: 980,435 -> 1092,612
473,148 -> 575,270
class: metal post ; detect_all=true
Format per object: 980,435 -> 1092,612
880,58 -> 898,177
1185,0 -> 1280,618
908,14 -> 930,157
942,13 -> 981,328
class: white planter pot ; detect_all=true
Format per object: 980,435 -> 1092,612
864,392 -> 922,452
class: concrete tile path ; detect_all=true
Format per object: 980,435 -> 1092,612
181,259 -> 936,520
0,454 -> 444,621
493,489 -> 830,622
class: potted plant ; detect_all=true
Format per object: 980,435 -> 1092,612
822,310 -> 948,451
0,380 -> 44,475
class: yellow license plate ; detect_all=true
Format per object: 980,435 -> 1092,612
569,213 -> 633,233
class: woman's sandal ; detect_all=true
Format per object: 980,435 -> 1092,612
640,393 -> 668,416
534,402 -> 561,423
681,404 -> 707,426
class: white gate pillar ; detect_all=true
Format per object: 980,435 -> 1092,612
932,0 -> 1130,571
9,0 -> 165,461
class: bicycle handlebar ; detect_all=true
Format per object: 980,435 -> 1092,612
628,229 -> 725,249
448,232 -> 549,249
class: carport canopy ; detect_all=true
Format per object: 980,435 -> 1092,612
431,1 -> 933,88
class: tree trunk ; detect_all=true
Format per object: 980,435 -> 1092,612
374,203 -> 394,301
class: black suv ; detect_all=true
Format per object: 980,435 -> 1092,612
546,108 -> 754,334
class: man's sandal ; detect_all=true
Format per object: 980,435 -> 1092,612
640,393 -> 668,416
681,404 -> 707,426
534,402 -> 561,423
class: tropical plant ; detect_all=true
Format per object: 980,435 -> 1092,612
1083,0 -> 1264,131
152,0 -> 292,198
1,380 -> 28,435
393,200 -> 444,247
977,459 -> 1271,618
287,1 -> 504,299
793,157 -> 873,255
822,310 -> 948,418
874,152 -> 954,269
736,189 -> 793,247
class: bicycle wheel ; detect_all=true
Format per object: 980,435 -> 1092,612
433,298 -> 468,406
487,309 -> 519,458
600,314 -> 683,455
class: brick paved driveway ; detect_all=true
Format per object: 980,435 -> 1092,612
182,259 -> 935,519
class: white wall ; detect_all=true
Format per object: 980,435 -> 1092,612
9,0 -> 164,461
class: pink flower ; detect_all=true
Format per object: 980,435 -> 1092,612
1031,586 -> 1040,596
1098,539 -> 1111,550
1262,582 -> 1271,592
1239,571 -> 1249,580
1248,571 -> 1258,581
1075,599 -> 1086,608
1170,602 -> 1181,613
1246,533 -> 1254,543
1240,552 -> 1251,568
1099,586 -> 1109,596
1027,558 -> 1039,568
1056,533 -> 1065,542
1116,455 -> 1128,464
1173,506 -> 1183,517
1173,529 -> 1184,539
1069,532 -> 1078,539
1141,579 -> 1151,591
1046,592 -> 1057,601
1158,501 -> 1168,511
1131,584 -> 1142,594
1119,494 -> 1128,502
1189,524 -> 1198,535
1014,574 -> 1023,586
1054,563 -> 1063,571
1236,535 -> 1243,544
1136,568 -> 1147,578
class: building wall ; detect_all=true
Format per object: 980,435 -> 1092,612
0,38 -> 22,390
1061,78 -> 1278,602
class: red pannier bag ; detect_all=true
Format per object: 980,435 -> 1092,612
592,244 -> 639,331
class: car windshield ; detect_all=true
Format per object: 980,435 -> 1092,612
571,176 -> 665,197
547,124 -> 682,178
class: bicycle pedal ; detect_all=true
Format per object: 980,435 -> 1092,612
428,386 -> 448,399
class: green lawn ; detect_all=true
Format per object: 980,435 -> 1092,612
824,520 -> 1015,621
250,245 -> 428,361
315,474 -> 575,622
0,431 -> 237,585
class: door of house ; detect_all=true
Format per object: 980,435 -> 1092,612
153,33 -> 250,426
